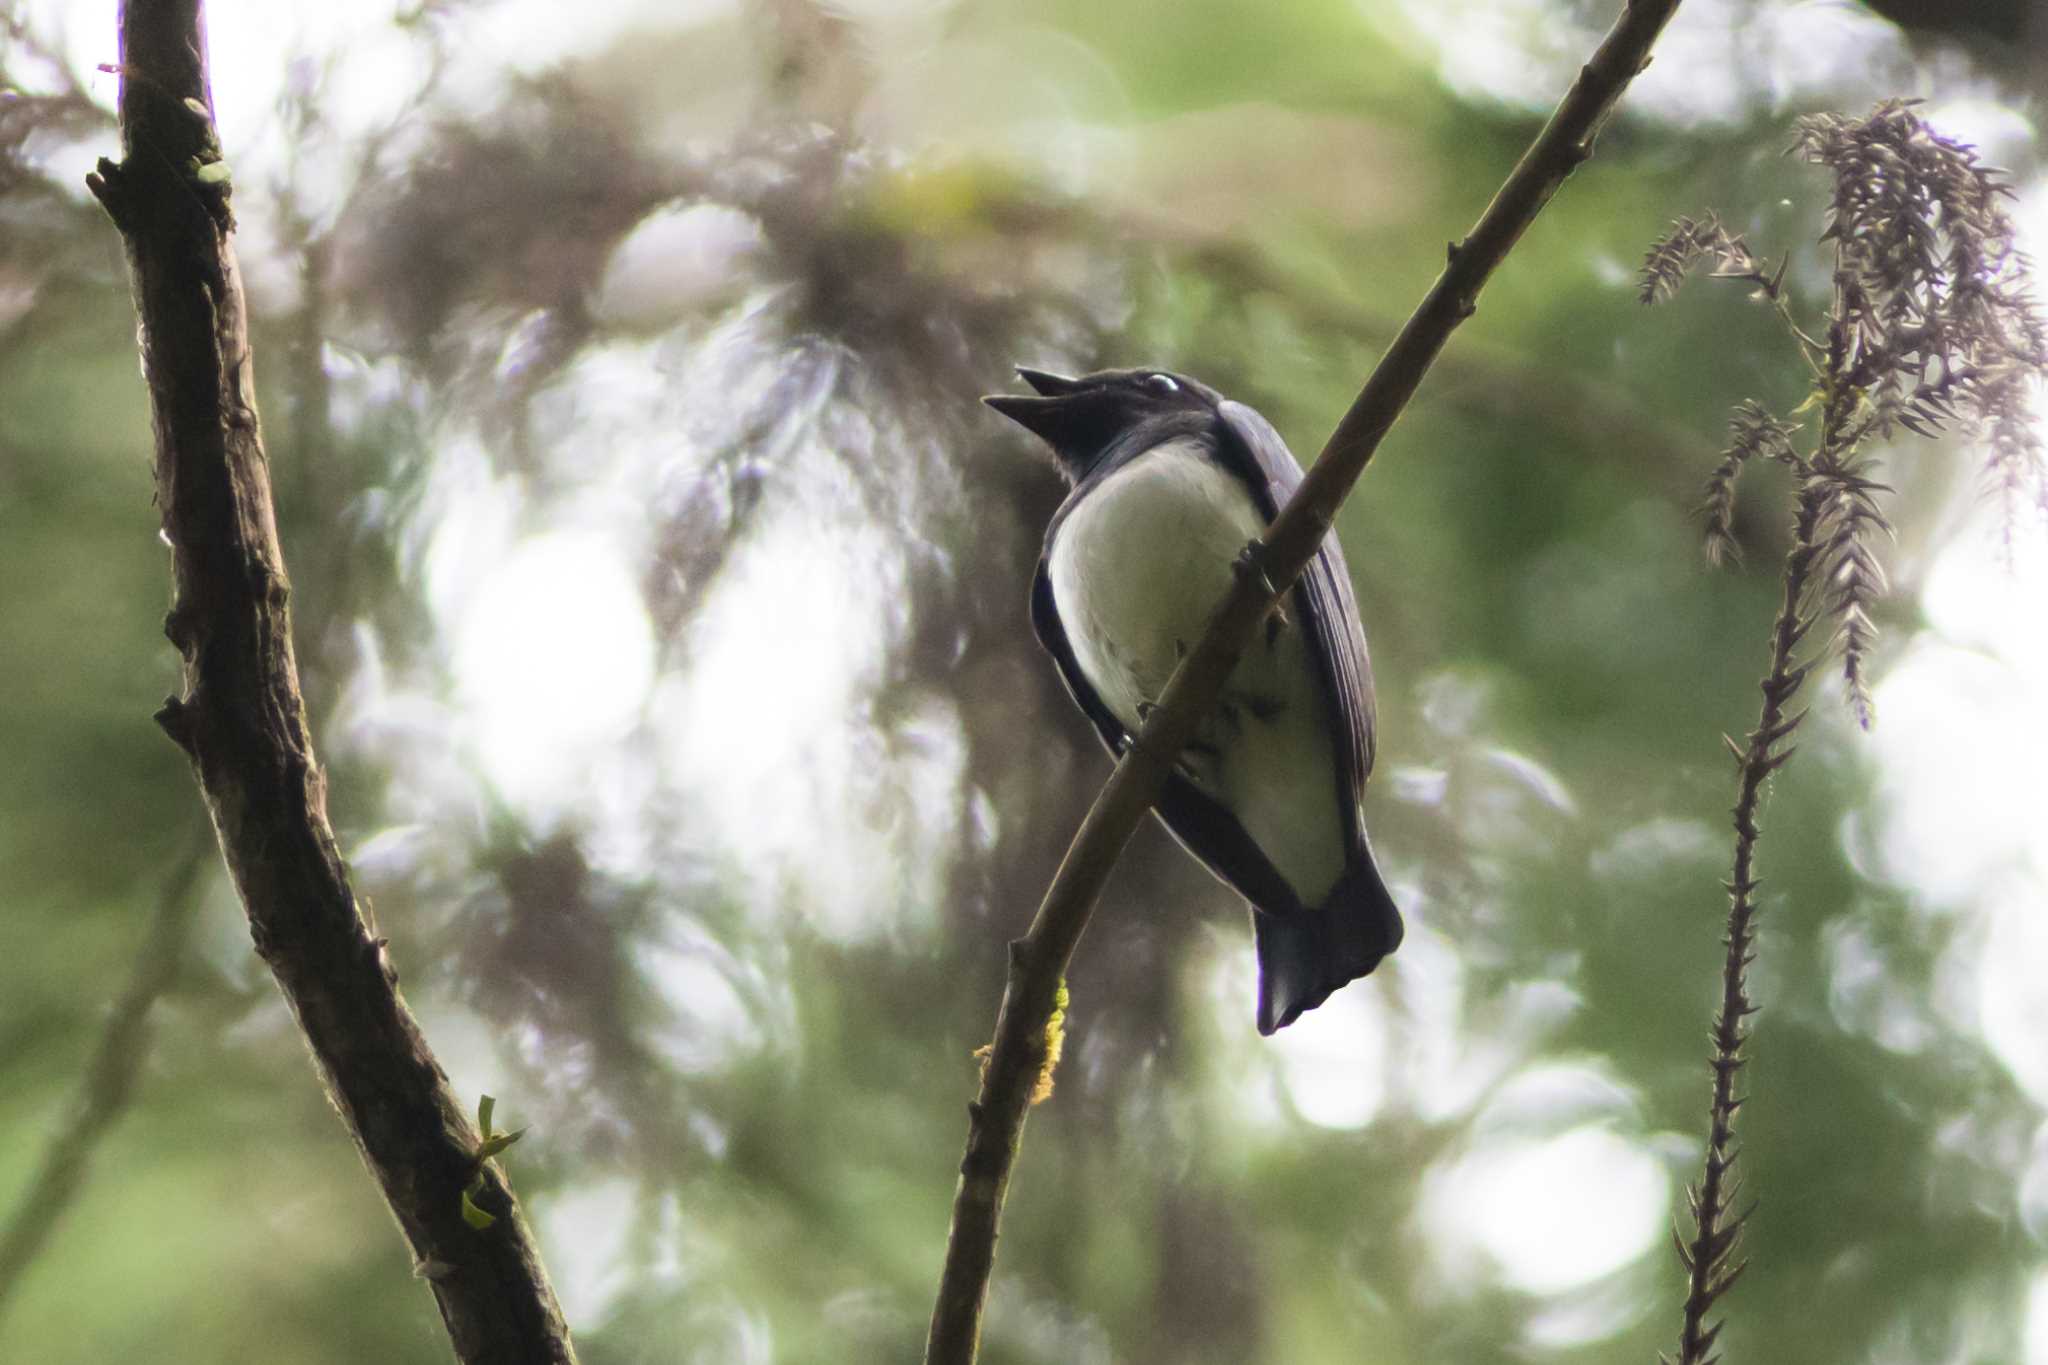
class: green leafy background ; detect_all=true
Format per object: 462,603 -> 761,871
1,1 -> 2044,1361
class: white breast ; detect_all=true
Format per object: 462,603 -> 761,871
1047,439 -> 1349,902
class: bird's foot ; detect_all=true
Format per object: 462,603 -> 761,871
1233,539 -> 1278,595
1235,542 -> 1290,645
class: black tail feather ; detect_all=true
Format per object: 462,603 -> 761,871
1252,848 -> 1403,1035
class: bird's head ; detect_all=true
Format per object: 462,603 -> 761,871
984,366 -> 1219,480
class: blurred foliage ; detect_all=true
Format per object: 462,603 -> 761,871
1,2 -> 2044,1363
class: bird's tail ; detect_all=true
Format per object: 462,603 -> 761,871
1252,842 -> 1403,1035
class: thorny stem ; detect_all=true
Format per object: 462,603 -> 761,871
1675,215 -> 1868,1358
1673,224 -> 1858,1365
1666,100 -> 2048,1361
1672,473 -> 1826,1364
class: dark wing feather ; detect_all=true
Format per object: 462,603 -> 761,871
1213,400 -> 1378,831
1153,776 -> 1309,917
1300,538 -> 1378,780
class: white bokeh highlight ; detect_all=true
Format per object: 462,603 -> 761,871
1417,1062 -> 1671,1318
1425,1125 -> 1668,1295
537,1178 -> 640,1325
1864,496 -> 2048,1104
1386,0 -> 1913,127
449,530 -> 657,820
2030,1267 -> 2048,1365
1216,920 -> 1583,1135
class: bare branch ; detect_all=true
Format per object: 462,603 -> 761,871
86,3 -> 573,1359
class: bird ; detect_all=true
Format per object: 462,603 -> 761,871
985,365 -> 1403,1034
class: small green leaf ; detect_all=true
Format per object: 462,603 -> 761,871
193,160 -> 232,186
477,1128 -> 526,1161
183,97 -> 211,120
477,1094 -> 497,1134
460,1181 -> 497,1230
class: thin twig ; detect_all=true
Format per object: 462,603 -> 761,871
85,3 -> 574,1360
922,3 -> 1687,1359
0,826 -> 209,1319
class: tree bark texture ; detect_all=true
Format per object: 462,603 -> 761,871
86,3 -> 576,1360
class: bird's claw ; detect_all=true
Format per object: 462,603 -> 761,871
1235,542 -> 1291,646
1234,540 -> 1279,596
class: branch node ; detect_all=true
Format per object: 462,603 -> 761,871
364,933 -> 398,984
84,157 -> 135,229
154,695 -> 198,756
163,605 -> 198,656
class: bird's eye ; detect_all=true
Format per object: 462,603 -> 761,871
1147,373 -> 1179,393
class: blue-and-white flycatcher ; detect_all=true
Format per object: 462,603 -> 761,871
987,365 -> 1403,1034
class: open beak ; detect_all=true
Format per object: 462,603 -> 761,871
983,367 -> 1097,444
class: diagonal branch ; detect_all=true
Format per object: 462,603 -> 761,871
84,2 -> 574,1360
923,2 -> 1687,1360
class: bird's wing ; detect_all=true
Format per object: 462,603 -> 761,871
1214,400 -> 1378,820
1153,775 -> 1310,917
